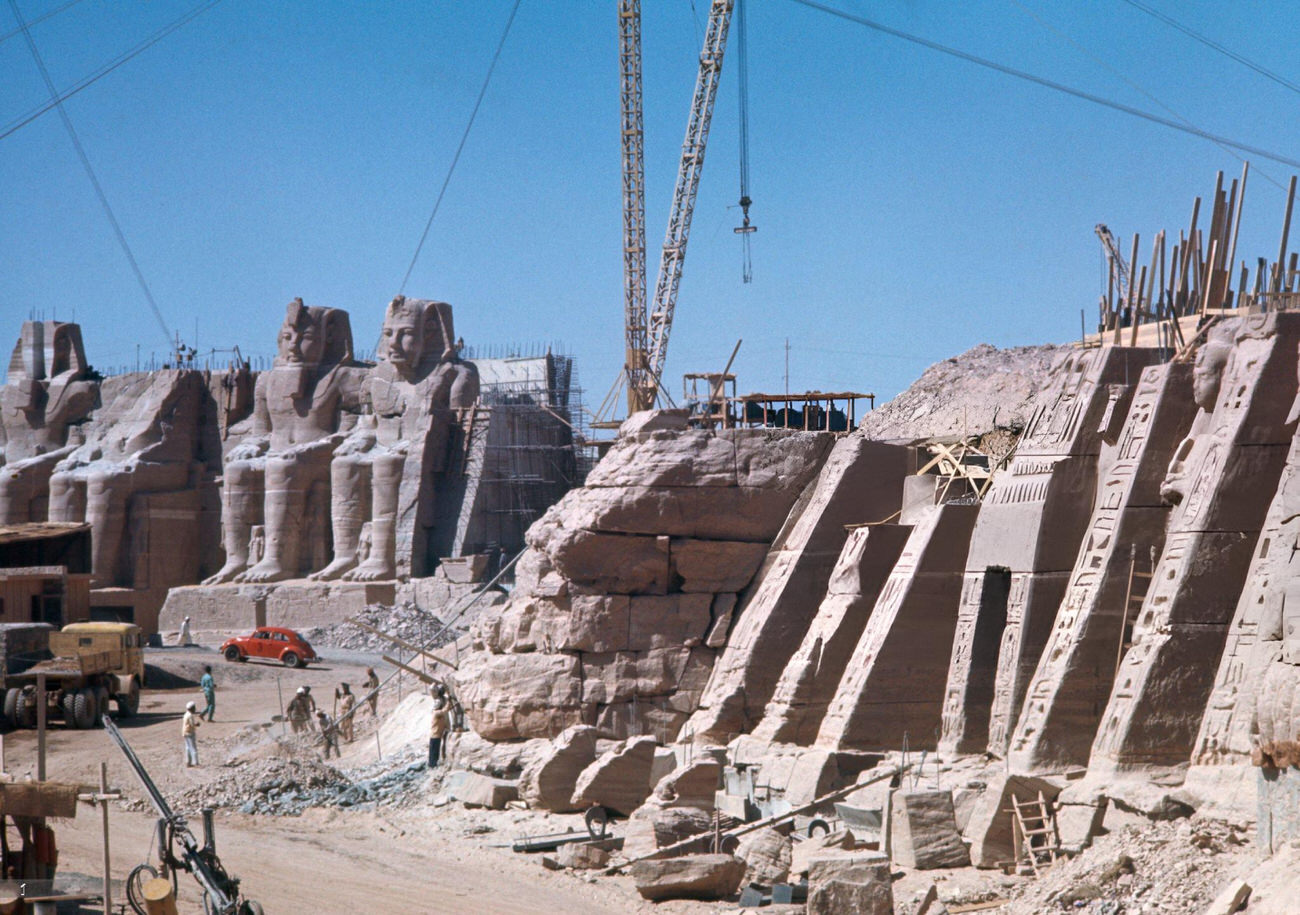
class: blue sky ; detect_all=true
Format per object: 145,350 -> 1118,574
3,0 -> 1299,412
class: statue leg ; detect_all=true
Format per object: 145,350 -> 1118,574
344,453 -> 401,581
204,460 -> 263,584
310,454 -> 370,580
48,471 -> 86,523
86,470 -> 131,588
238,456 -> 305,583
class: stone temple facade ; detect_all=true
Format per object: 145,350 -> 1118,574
454,312 -> 1300,835
0,297 -> 582,633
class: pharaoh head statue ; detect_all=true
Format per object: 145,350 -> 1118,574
378,296 -> 456,380
274,299 -> 354,371
1192,335 -> 1232,412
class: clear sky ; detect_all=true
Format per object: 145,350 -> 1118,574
4,0 -> 1299,413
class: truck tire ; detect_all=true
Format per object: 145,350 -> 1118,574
72,688 -> 95,729
60,691 -> 77,724
1,689 -> 17,729
281,651 -> 302,669
13,690 -> 37,729
116,680 -> 140,717
94,687 -> 111,726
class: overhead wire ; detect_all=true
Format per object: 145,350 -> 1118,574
8,0 -> 173,350
784,0 -> 1300,171
0,0 -> 223,143
1117,0 -> 1300,98
0,0 -> 84,45
1004,0 -> 1286,191
398,0 -> 523,296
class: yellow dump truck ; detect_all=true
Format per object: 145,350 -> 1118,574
2,621 -> 145,730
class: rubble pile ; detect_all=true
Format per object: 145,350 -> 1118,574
301,601 -> 468,653
1005,817 -> 1253,913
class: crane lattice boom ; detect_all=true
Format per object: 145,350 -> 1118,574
619,0 -> 650,414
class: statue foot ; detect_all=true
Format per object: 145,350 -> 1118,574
202,563 -> 247,585
343,560 -> 395,582
235,562 -> 294,584
308,556 -> 358,581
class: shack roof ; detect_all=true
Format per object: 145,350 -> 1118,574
0,523 -> 91,547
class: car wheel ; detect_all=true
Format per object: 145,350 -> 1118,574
224,645 -> 243,663
281,651 -> 301,669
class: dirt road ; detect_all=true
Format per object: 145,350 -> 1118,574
7,646 -> 713,914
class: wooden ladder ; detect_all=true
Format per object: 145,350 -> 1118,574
1009,791 -> 1060,876
1115,545 -> 1157,677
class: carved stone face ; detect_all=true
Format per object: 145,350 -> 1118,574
277,300 -> 327,367
381,299 -> 424,377
1192,342 -> 1230,411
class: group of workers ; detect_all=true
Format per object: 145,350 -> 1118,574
182,664 -> 458,769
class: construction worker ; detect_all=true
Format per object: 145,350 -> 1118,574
363,667 -> 380,716
428,694 -> 450,769
336,683 -> 356,742
182,701 -> 202,767
199,665 -> 216,721
178,615 -> 193,647
317,711 -> 340,759
302,685 -> 318,730
287,687 -> 311,734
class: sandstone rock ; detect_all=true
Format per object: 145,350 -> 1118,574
650,759 -> 720,810
1203,878 -> 1250,914
791,828 -> 857,878
518,725 -> 598,812
547,530 -> 669,595
806,851 -> 893,915
448,771 -> 518,809
669,538 -> 769,593
447,730 -> 549,778
571,735 -> 658,816
618,409 -> 689,436
554,842 -> 611,870
630,853 -> 746,901
736,827 -> 792,886
456,652 -> 586,741
890,790 -> 969,869
623,805 -> 713,859
963,775 -> 1060,868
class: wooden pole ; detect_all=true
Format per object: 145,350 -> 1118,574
1227,162 -> 1249,301
36,674 -> 46,782
1274,175 -> 1297,294
100,761 -> 111,915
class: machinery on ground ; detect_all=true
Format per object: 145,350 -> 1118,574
0,621 -> 144,730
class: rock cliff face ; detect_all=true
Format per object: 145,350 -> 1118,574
455,423 -> 835,742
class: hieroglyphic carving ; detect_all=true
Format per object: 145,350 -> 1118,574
1090,314 -> 1300,773
1007,362 -> 1195,772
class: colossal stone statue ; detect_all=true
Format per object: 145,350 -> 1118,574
203,299 -> 361,584
311,296 -> 478,582
47,368 -> 204,588
0,321 -> 97,522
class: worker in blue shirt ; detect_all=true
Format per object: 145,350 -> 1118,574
200,665 -> 216,721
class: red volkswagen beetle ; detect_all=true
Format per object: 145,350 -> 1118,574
219,627 -> 318,668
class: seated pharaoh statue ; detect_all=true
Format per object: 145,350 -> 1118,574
310,295 -> 479,582
204,299 -> 363,584
47,361 -> 205,588
1160,332 -> 1232,509
0,321 -> 98,523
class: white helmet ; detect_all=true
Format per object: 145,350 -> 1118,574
297,687 -> 306,695
186,701 -> 197,711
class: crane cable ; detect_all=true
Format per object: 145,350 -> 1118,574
0,0 -> 84,45
785,0 -> 1300,171
1,0 -> 224,143
735,0 -> 755,283
398,0 -> 523,296
8,0 -> 173,350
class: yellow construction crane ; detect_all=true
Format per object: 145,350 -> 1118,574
607,0 -> 736,420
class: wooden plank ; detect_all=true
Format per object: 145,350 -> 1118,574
381,654 -> 437,685
348,618 -> 458,670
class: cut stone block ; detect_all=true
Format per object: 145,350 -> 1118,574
450,772 -> 518,809
890,790 -> 970,870
806,851 -> 894,915
649,759 -> 720,810
571,735 -> 658,816
554,842 -> 611,870
736,827 -> 792,886
963,774 -> 1060,868
518,725 -> 599,812
630,854 -> 746,901
623,805 -> 713,859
